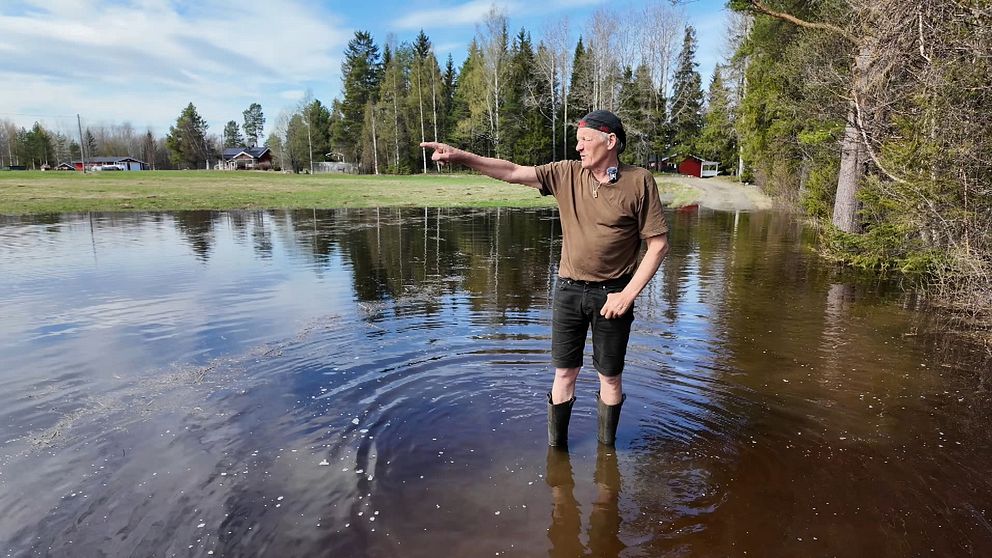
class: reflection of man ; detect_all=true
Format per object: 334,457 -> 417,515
546,446 -> 625,558
422,110 -> 669,447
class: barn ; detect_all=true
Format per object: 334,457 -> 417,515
677,155 -> 719,178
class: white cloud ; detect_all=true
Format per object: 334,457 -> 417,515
391,0 -> 520,30
0,0 -> 351,133
280,90 -> 307,101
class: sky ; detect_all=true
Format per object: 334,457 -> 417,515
0,0 -> 731,140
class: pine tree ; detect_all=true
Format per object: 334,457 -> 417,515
669,26 -> 704,159
242,103 -> 264,147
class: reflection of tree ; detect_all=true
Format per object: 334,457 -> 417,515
227,211 -> 274,259
173,211 -> 219,261
314,207 -> 560,314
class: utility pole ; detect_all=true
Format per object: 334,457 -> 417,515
77,114 -> 87,173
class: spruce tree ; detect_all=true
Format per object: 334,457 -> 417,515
669,26 -> 704,159
165,103 -> 209,169
620,64 -> 657,166
336,31 -> 382,165
450,40 -> 488,155
568,37 -> 592,116
441,54 -> 457,143
223,120 -> 245,148
698,65 -> 737,174
565,37 -> 592,158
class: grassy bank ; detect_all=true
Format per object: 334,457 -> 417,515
0,170 -> 694,215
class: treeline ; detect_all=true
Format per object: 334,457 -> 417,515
0,120 -> 172,170
3,4 -> 743,175
729,0 -> 992,316
267,4 -> 738,174
0,102 -> 267,171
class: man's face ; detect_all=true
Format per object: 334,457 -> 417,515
575,128 -> 614,169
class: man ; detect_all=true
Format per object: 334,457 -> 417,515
421,110 -> 669,447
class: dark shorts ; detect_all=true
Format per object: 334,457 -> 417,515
551,275 -> 634,377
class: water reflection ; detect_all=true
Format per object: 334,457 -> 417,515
546,445 -> 626,558
546,446 -> 624,558
0,208 -> 990,556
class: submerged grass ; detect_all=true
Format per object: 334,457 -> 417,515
0,170 -> 689,214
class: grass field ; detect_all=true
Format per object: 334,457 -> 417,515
0,170 -> 694,215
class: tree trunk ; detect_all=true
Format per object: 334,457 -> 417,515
371,108 -> 380,175
416,58 -> 427,174
429,55 -> 440,172
831,45 -> 873,233
550,58 -> 557,162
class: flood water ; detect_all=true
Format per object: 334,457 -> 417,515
1,207 -> 990,557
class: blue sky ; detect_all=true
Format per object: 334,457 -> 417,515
0,0 -> 730,140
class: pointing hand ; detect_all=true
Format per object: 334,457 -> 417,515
420,142 -> 461,165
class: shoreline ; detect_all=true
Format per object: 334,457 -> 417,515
0,170 -> 772,215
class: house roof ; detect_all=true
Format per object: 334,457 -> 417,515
71,156 -> 147,165
222,146 -> 270,160
660,154 -> 717,164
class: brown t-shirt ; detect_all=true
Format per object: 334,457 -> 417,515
535,160 -> 669,281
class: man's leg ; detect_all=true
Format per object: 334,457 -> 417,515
548,367 -> 579,447
590,288 -> 633,446
597,373 -> 622,405
548,281 -> 587,447
596,375 -> 626,446
552,367 -> 580,404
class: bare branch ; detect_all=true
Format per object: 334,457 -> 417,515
748,0 -> 858,45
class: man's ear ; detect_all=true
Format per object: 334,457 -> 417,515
607,133 -> 617,150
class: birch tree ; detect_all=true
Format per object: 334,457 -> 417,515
477,6 -> 509,158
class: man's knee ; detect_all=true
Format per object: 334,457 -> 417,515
555,367 -> 581,383
598,373 -> 622,390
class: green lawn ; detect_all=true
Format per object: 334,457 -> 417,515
0,170 -> 692,214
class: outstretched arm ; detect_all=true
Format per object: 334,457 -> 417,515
420,142 -> 541,189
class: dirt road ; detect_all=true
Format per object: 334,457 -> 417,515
658,174 -> 774,212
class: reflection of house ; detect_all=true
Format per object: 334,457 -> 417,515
221,147 -> 272,170
73,156 -> 147,171
660,155 -> 719,178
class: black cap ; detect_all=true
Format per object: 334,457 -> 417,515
577,110 -> 626,153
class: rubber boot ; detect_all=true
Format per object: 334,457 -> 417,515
597,392 -> 626,446
548,392 -> 575,447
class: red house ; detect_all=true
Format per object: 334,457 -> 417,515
678,155 -> 719,178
